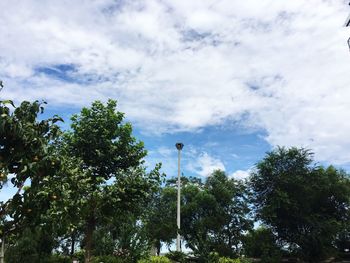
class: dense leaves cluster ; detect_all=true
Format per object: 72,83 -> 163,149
0,99 -> 62,235
250,147 -> 350,262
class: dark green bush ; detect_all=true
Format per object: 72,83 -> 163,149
165,251 -> 187,262
243,228 -> 281,263
138,256 -> 171,263
208,252 -> 220,263
43,254 -> 71,263
207,252 -> 252,263
91,255 -> 129,263
72,250 -> 85,262
217,257 -> 252,263
5,229 -> 39,263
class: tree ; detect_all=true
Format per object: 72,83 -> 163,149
145,186 -> 177,255
24,149 -> 88,256
335,224 -> 350,258
144,176 -> 204,256
243,227 -> 282,263
250,147 -> 350,262
0,93 -> 62,262
63,100 -> 161,263
94,212 -> 151,262
5,226 -> 59,263
204,171 -> 252,256
180,171 -> 252,260
0,98 -> 62,238
5,228 -> 40,263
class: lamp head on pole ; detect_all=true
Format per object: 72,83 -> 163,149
175,143 -> 184,151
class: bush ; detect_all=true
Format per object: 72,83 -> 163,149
138,256 -> 171,263
93,230 -> 115,256
43,255 -> 71,263
243,228 -> 281,263
208,253 -> 252,263
91,255 -> 128,263
72,250 -> 85,262
165,251 -> 187,262
239,259 -> 252,263
5,229 -> 39,263
218,257 -> 241,263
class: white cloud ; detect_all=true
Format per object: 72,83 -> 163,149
187,152 -> 225,177
1,0 -> 350,164
147,146 -> 226,178
230,169 -> 251,180
144,146 -> 179,178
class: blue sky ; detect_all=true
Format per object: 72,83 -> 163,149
1,0 -> 350,194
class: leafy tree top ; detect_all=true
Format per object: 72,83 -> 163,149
67,99 -> 147,180
0,97 -> 62,234
250,146 -> 350,261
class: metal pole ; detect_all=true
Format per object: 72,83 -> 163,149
177,148 -> 181,251
175,143 -> 184,252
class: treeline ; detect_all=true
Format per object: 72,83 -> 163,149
0,97 -> 350,263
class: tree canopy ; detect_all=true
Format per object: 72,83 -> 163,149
0,99 -> 62,235
62,100 -> 162,263
250,147 -> 350,262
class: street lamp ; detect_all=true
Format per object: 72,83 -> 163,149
175,142 -> 184,252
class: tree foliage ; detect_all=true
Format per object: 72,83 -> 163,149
243,227 -> 281,263
0,99 -> 62,235
61,100 -> 162,262
250,147 -> 350,262
145,186 -> 177,255
180,170 -> 252,260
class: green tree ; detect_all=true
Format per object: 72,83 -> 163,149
5,228 -> 39,263
63,100 -> 161,263
25,150 -> 88,256
250,147 -> 350,262
0,97 -> 62,255
204,171 -> 252,256
180,171 -> 252,260
145,186 -> 177,255
335,225 -> 350,258
4,226 -> 60,263
97,213 -> 151,261
243,227 -> 281,263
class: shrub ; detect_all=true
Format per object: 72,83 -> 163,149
243,228 -> 281,263
218,257 -> 240,263
218,257 -> 252,263
208,254 -> 252,263
5,228 -> 39,263
208,252 -> 220,262
165,251 -> 187,262
237,258 -> 252,263
43,255 -> 71,263
91,255 -> 128,263
138,256 -> 171,263
72,250 -> 85,262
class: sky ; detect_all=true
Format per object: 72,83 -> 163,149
1,0 -> 350,191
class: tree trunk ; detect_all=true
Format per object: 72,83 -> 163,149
156,240 -> 161,256
70,232 -> 76,256
84,217 -> 95,263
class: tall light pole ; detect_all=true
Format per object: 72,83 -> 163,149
175,142 -> 184,252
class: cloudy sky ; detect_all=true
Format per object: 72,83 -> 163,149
1,0 -> 350,185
